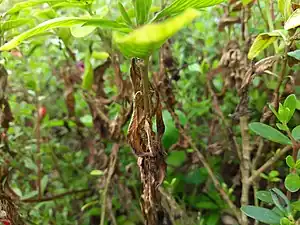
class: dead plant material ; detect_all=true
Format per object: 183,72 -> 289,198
128,58 -> 171,225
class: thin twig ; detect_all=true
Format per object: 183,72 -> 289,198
21,189 -> 89,203
100,143 -> 119,225
248,145 -> 292,184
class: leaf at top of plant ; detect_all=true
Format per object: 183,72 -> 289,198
276,123 -> 289,131
113,8 -> 200,58
278,0 -> 292,21
284,173 -> 300,192
249,122 -> 291,145
241,206 -> 282,224
284,8 -> 300,30
283,94 -> 297,121
256,190 -> 273,204
134,0 -> 152,25
0,17 -> 129,51
90,170 -> 104,176
292,125 -> 300,140
269,104 -> 280,120
287,50 -> 300,61
278,103 -> 291,124
153,0 -> 225,21
118,2 -> 133,26
248,30 -> 287,59
286,155 -> 295,168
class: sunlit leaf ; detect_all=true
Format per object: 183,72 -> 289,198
248,30 -> 287,59
284,8 -> 300,30
118,2 -> 133,26
134,0 -> 152,25
92,51 -> 109,60
285,173 -> 300,192
153,0 -> 225,21
71,25 -> 96,38
249,122 -> 291,145
0,17 -> 129,51
286,155 -> 295,168
90,170 -> 104,176
278,0 -> 292,21
0,19 -> 34,32
283,94 -> 296,122
5,0 -> 60,15
241,206 -> 281,224
114,8 -> 200,58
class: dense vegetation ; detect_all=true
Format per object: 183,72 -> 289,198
0,0 -> 300,224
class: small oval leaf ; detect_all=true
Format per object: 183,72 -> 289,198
285,173 -> 300,192
241,206 -> 281,224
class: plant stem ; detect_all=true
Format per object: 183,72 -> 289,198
142,57 -> 151,118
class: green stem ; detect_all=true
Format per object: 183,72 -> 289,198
265,0 -> 278,53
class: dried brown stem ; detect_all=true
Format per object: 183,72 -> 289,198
21,189 -> 89,203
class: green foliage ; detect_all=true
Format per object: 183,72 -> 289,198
284,8 -> 300,30
241,206 -> 282,224
249,122 -> 291,145
114,8 -> 200,58
285,173 -> 300,192
134,0 -> 152,25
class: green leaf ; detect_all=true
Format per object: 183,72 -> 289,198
118,2 -> 133,26
286,155 -> 295,168
153,0 -> 225,21
285,173 -> 300,192
278,0 -> 292,21
276,123 -> 289,131
92,51 -> 109,60
114,8 -> 199,58
284,8 -> 300,30
269,104 -> 280,120
283,94 -> 296,122
248,30 -> 286,59
291,200 -> 300,211
0,17 -> 129,51
292,125 -> 300,140
71,25 -> 96,38
0,19 -> 33,32
287,50 -> 300,61
242,0 -> 252,6
278,103 -> 290,124
249,122 -> 291,145
271,188 -> 291,214
256,190 -> 273,204
82,51 -> 94,90
241,206 -> 282,224
134,0 -> 152,25
166,151 -> 186,167
5,0 -> 60,15
90,170 -> 104,176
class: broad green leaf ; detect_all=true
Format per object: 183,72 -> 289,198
82,51 -> 94,90
284,8 -> 300,30
242,0 -> 252,5
278,0 -> 292,21
283,94 -> 296,122
51,2 -> 91,10
284,173 -> 300,192
114,8 -> 199,58
134,0 -> 152,25
249,122 -> 291,145
118,2 -> 133,26
0,19 -> 33,32
248,30 -> 286,59
286,155 -> 295,168
287,50 -> 300,61
256,190 -> 273,204
166,151 -> 186,167
71,25 -> 96,38
292,125 -> 300,140
153,0 -> 225,21
241,206 -> 282,224
0,17 -> 129,51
